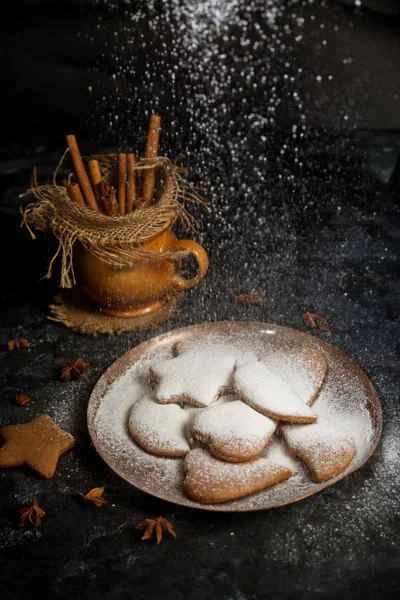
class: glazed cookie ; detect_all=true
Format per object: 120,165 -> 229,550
174,338 -> 257,366
0,414 -> 76,479
150,349 -> 236,407
264,347 -> 327,406
128,396 -> 192,457
233,361 -> 317,423
280,415 -> 356,482
191,400 -> 277,462
183,447 -> 292,504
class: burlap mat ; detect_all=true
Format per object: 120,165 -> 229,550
48,288 -> 183,335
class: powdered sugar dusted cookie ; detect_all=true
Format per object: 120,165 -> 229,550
264,347 -> 327,406
150,349 -> 236,407
128,396 -> 191,457
191,400 -> 277,462
233,361 -> 317,423
280,415 -> 356,482
174,338 -> 257,366
183,447 -> 292,504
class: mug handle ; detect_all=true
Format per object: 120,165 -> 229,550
172,239 -> 209,291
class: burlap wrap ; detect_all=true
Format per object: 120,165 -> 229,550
21,153 -> 209,289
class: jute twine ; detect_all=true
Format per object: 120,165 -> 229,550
20,152 -> 209,288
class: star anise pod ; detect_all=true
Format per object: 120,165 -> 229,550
77,486 -> 108,508
302,312 -> 330,332
136,517 -> 177,544
8,338 -> 30,351
15,394 -> 31,406
59,358 -> 89,381
234,289 -> 264,306
18,498 -> 46,528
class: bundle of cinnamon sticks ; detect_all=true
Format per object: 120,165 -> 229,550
65,114 -> 161,216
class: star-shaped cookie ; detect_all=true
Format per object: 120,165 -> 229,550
0,414 -> 76,479
150,349 -> 237,407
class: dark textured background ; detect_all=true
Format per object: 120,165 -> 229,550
1,1 -> 400,599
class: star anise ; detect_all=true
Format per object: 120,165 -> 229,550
136,517 -> 177,544
77,486 -> 108,508
234,289 -> 264,306
15,394 -> 31,406
8,338 -> 30,351
59,358 -> 89,381
302,312 -> 330,332
18,498 -> 46,528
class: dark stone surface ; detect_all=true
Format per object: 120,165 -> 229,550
0,129 -> 399,599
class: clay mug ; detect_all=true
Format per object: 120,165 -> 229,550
73,224 -> 209,317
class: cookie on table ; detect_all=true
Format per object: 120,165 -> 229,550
174,338 -> 257,367
191,400 -> 277,462
233,361 -> 317,423
264,347 -> 327,406
0,414 -> 76,479
183,447 -> 292,504
150,349 -> 236,408
128,396 -> 191,457
280,415 -> 356,482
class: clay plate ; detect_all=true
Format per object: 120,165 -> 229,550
87,321 -> 382,512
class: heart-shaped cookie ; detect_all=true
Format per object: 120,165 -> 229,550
183,447 -> 292,504
280,415 -> 356,482
174,338 -> 257,366
263,347 -> 327,406
191,400 -> 277,462
233,361 -> 317,423
128,396 -> 192,457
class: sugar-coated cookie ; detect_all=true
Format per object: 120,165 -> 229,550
150,349 -> 236,407
0,414 -> 76,479
183,447 -> 292,504
128,396 -> 191,457
174,338 -> 257,366
191,400 -> 276,462
264,347 -> 327,406
280,415 -> 356,482
233,361 -> 317,423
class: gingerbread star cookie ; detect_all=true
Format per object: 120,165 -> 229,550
191,400 -> 277,462
280,415 -> 356,482
0,414 -> 76,479
233,361 -> 317,423
150,349 -> 236,407
183,447 -> 292,504
128,396 -> 192,457
264,347 -> 327,406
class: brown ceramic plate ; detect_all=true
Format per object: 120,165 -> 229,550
87,321 -> 382,512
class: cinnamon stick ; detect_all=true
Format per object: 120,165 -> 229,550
126,153 -> 136,213
67,182 -> 85,205
66,135 -> 99,211
87,159 -> 102,205
106,186 -> 120,216
117,153 -> 127,215
141,114 -> 161,206
98,183 -> 120,216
